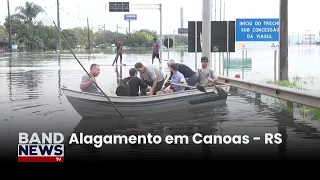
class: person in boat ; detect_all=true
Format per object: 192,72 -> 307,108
115,38 -> 123,65
198,56 -> 219,86
157,63 -> 187,95
116,68 -> 149,96
134,62 -> 165,95
152,38 -> 161,64
166,59 -> 200,87
80,63 -> 102,94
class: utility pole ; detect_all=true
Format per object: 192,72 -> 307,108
7,0 -> 12,52
279,0 -> 288,81
87,17 -> 91,53
128,20 -> 131,34
116,24 -> 119,40
57,0 -> 61,51
222,1 -> 225,75
219,0 -> 222,75
103,24 -> 106,48
213,0 -> 217,70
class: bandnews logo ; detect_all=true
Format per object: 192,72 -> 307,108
18,132 -> 64,162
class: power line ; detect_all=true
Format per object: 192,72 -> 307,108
57,5 -> 125,29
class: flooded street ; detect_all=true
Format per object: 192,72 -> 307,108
0,48 -> 320,160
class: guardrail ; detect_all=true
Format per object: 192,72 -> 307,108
217,76 -> 320,109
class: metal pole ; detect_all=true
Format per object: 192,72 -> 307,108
57,0 -> 61,51
274,49 -> 277,81
245,50 -> 247,79
241,49 -> 244,79
167,35 -> 169,60
214,0 -> 217,72
7,0 -> 12,52
218,0 -> 222,75
222,1 -> 225,75
202,0 -> 212,63
116,24 -> 119,39
279,0 -> 288,81
129,20 -> 131,34
173,30 -> 175,51
87,17 -> 91,53
159,4 -> 163,63
195,21 -> 198,70
226,20 -> 229,76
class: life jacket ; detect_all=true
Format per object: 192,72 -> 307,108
116,77 -> 134,96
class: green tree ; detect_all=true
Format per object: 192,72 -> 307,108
13,1 -> 46,24
174,35 -> 188,46
73,27 -> 94,49
1,1 -> 189,52
61,29 -> 78,49
3,1 -> 47,51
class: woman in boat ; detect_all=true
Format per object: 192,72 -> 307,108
156,63 -> 187,95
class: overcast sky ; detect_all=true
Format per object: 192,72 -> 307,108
1,0 -> 320,35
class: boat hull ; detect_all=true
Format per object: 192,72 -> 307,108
62,86 -> 230,118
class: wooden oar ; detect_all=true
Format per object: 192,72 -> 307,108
160,75 -> 169,91
199,71 -> 228,98
53,21 -> 124,119
170,83 -> 207,93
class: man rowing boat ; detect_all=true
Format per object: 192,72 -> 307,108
80,64 -> 102,94
134,62 -> 165,95
198,56 -> 218,86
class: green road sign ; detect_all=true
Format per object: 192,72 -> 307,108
223,58 -> 252,69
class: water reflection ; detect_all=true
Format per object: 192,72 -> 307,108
180,51 -> 184,63
66,107 -> 231,159
115,66 -> 123,85
58,55 -> 62,98
241,94 -> 288,159
238,93 -> 320,159
8,58 -> 12,102
5,56 -> 43,100
64,99 -> 308,160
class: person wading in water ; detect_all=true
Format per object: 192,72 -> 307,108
152,38 -> 161,64
115,38 -> 124,65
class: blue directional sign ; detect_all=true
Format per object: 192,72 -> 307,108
235,18 -> 279,41
124,14 -> 137,21
178,28 -> 188,34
